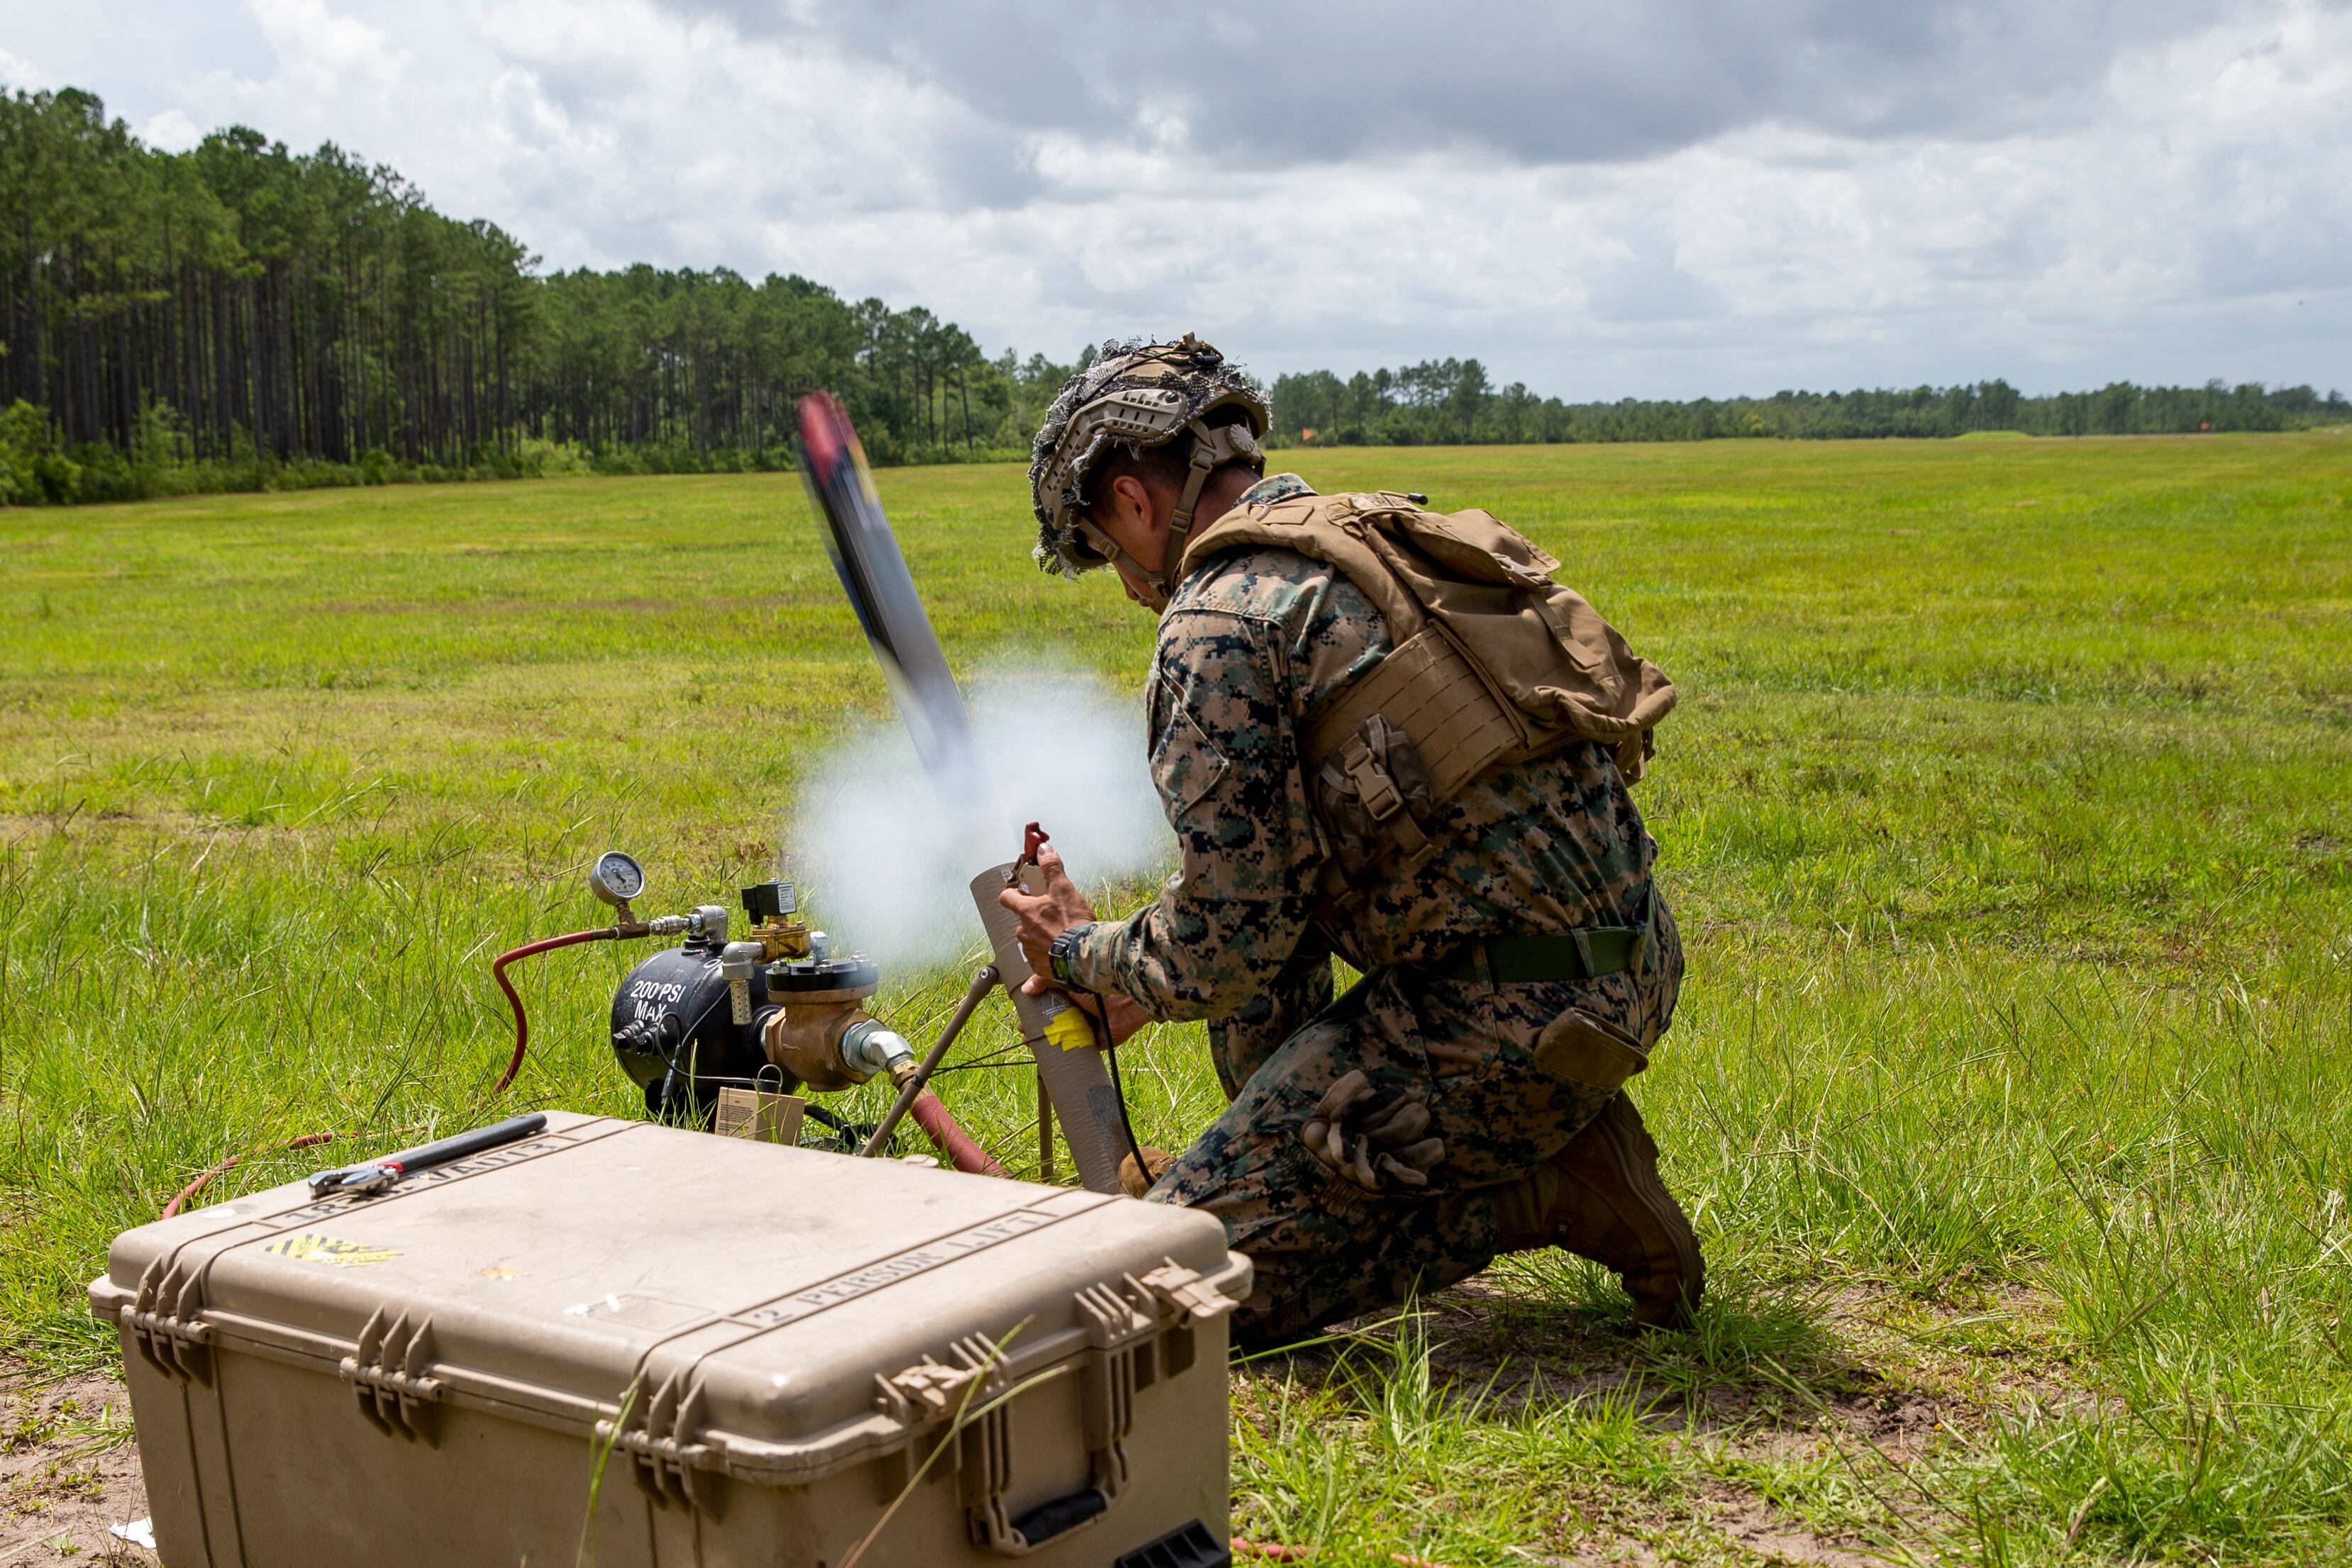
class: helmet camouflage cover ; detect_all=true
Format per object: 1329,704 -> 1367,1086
1028,333 -> 1270,580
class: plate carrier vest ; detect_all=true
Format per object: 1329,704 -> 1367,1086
1180,489 -> 1676,902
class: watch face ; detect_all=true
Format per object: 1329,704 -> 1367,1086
589,850 -> 646,903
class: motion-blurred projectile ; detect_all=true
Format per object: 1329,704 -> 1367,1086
794,391 -> 977,786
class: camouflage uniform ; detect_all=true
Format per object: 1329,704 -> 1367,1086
1063,474 -> 1684,1348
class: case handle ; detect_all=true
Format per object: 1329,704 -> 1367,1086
965,1258 -> 1248,1556
1006,1486 -> 1111,1548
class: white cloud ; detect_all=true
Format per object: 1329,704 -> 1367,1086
247,0 -> 397,79
2,0 -> 2346,397
140,106 -> 200,150
0,45 -> 55,90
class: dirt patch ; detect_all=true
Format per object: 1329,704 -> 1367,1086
1698,1494 -> 1889,1567
1245,1272 -> 2078,1563
0,1372 -> 150,1567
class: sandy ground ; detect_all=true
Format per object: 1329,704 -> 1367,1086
0,1372 -> 151,1567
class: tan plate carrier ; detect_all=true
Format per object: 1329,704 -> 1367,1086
1181,489 -> 1675,901
92,1111 -> 1249,1568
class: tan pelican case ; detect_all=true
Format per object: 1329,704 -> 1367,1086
91,1110 -> 1248,1568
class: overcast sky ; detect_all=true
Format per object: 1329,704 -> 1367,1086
4,0 -> 2346,399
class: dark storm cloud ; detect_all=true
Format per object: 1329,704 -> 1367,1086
660,0 -> 2258,168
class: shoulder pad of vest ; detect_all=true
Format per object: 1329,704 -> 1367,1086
1237,491 -> 1350,525
1236,491 -> 1433,527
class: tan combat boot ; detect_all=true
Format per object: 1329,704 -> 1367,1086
1492,1093 -> 1704,1329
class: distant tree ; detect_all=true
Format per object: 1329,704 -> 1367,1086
0,82 -> 2330,506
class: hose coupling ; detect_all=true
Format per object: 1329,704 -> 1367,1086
841,1018 -> 915,1081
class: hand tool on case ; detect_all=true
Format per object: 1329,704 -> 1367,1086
307,1113 -> 548,1198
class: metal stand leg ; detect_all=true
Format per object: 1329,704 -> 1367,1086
858,964 -> 999,1157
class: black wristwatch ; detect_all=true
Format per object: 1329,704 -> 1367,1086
1047,926 -> 1087,988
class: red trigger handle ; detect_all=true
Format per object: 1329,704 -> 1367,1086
1021,821 -> 1050,866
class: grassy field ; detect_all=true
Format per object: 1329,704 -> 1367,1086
4,433 -> 2349,1564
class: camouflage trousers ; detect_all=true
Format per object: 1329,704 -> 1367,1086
1147,896 -> 1683,1350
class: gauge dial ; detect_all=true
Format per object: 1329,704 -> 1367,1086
589,850 -> 646,906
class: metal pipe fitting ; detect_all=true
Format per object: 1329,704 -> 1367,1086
840,1018 -> 916,1084
720,940 -> 766,1025
860,964 -> 999,1157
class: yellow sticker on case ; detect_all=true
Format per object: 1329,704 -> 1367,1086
262,1233 -> 401,1269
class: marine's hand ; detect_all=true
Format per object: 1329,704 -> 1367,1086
998,844 -> 1098,986
1094,992 -> 1150,1043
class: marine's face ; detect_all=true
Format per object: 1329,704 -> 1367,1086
1082,473 -> 1174,612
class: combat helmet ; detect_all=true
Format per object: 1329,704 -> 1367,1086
1028,334 -> 1269,607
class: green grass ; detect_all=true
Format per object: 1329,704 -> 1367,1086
4,433 -> 2350,1564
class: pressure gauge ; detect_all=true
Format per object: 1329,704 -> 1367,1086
588,850 -> 646,908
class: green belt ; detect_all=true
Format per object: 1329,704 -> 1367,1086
1428,926 -> 1644,984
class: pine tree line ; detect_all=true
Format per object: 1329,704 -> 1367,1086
4,85 -> 2343,508
1267,361 -> 2349,447
0,87 -> 1070,504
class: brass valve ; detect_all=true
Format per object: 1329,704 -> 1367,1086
758,943 -> 911,1091
763,1005 -> 915,1093
748,917 -> 812,963
740,877 -> 812,961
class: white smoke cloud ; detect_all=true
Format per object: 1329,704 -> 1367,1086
788,661 -> 1172,973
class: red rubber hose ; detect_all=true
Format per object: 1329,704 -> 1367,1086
490,928 -> 620,1094
159,925 -> 618,1219
909,1090 -> 1009,1177
162,1130 -> 338,1219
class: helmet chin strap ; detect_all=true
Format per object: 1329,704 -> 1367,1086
1136,421 -> 1262,612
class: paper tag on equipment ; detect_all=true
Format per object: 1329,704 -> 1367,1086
715,1088 -> 804,1145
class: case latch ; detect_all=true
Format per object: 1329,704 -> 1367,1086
1138,1258 -> 1243,1380
1138,1260 -> 1241,1325
122,1257 -> 213,1384
873,1356 -> 984,1425
607,1367 -> 721,1515
340,1308 -> 445,1445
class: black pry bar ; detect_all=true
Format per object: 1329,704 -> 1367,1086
307,1113 -> 550,1199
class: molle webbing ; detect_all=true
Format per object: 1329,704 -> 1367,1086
1304,627 -> 1527,805
1184,489 -> 1674,780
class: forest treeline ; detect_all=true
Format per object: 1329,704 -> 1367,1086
1267,362 -> 2350,447
2,84 -> 2344,508
0,87 -> 1067,506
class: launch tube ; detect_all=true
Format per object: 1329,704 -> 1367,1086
968,862 -> 1128,1195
